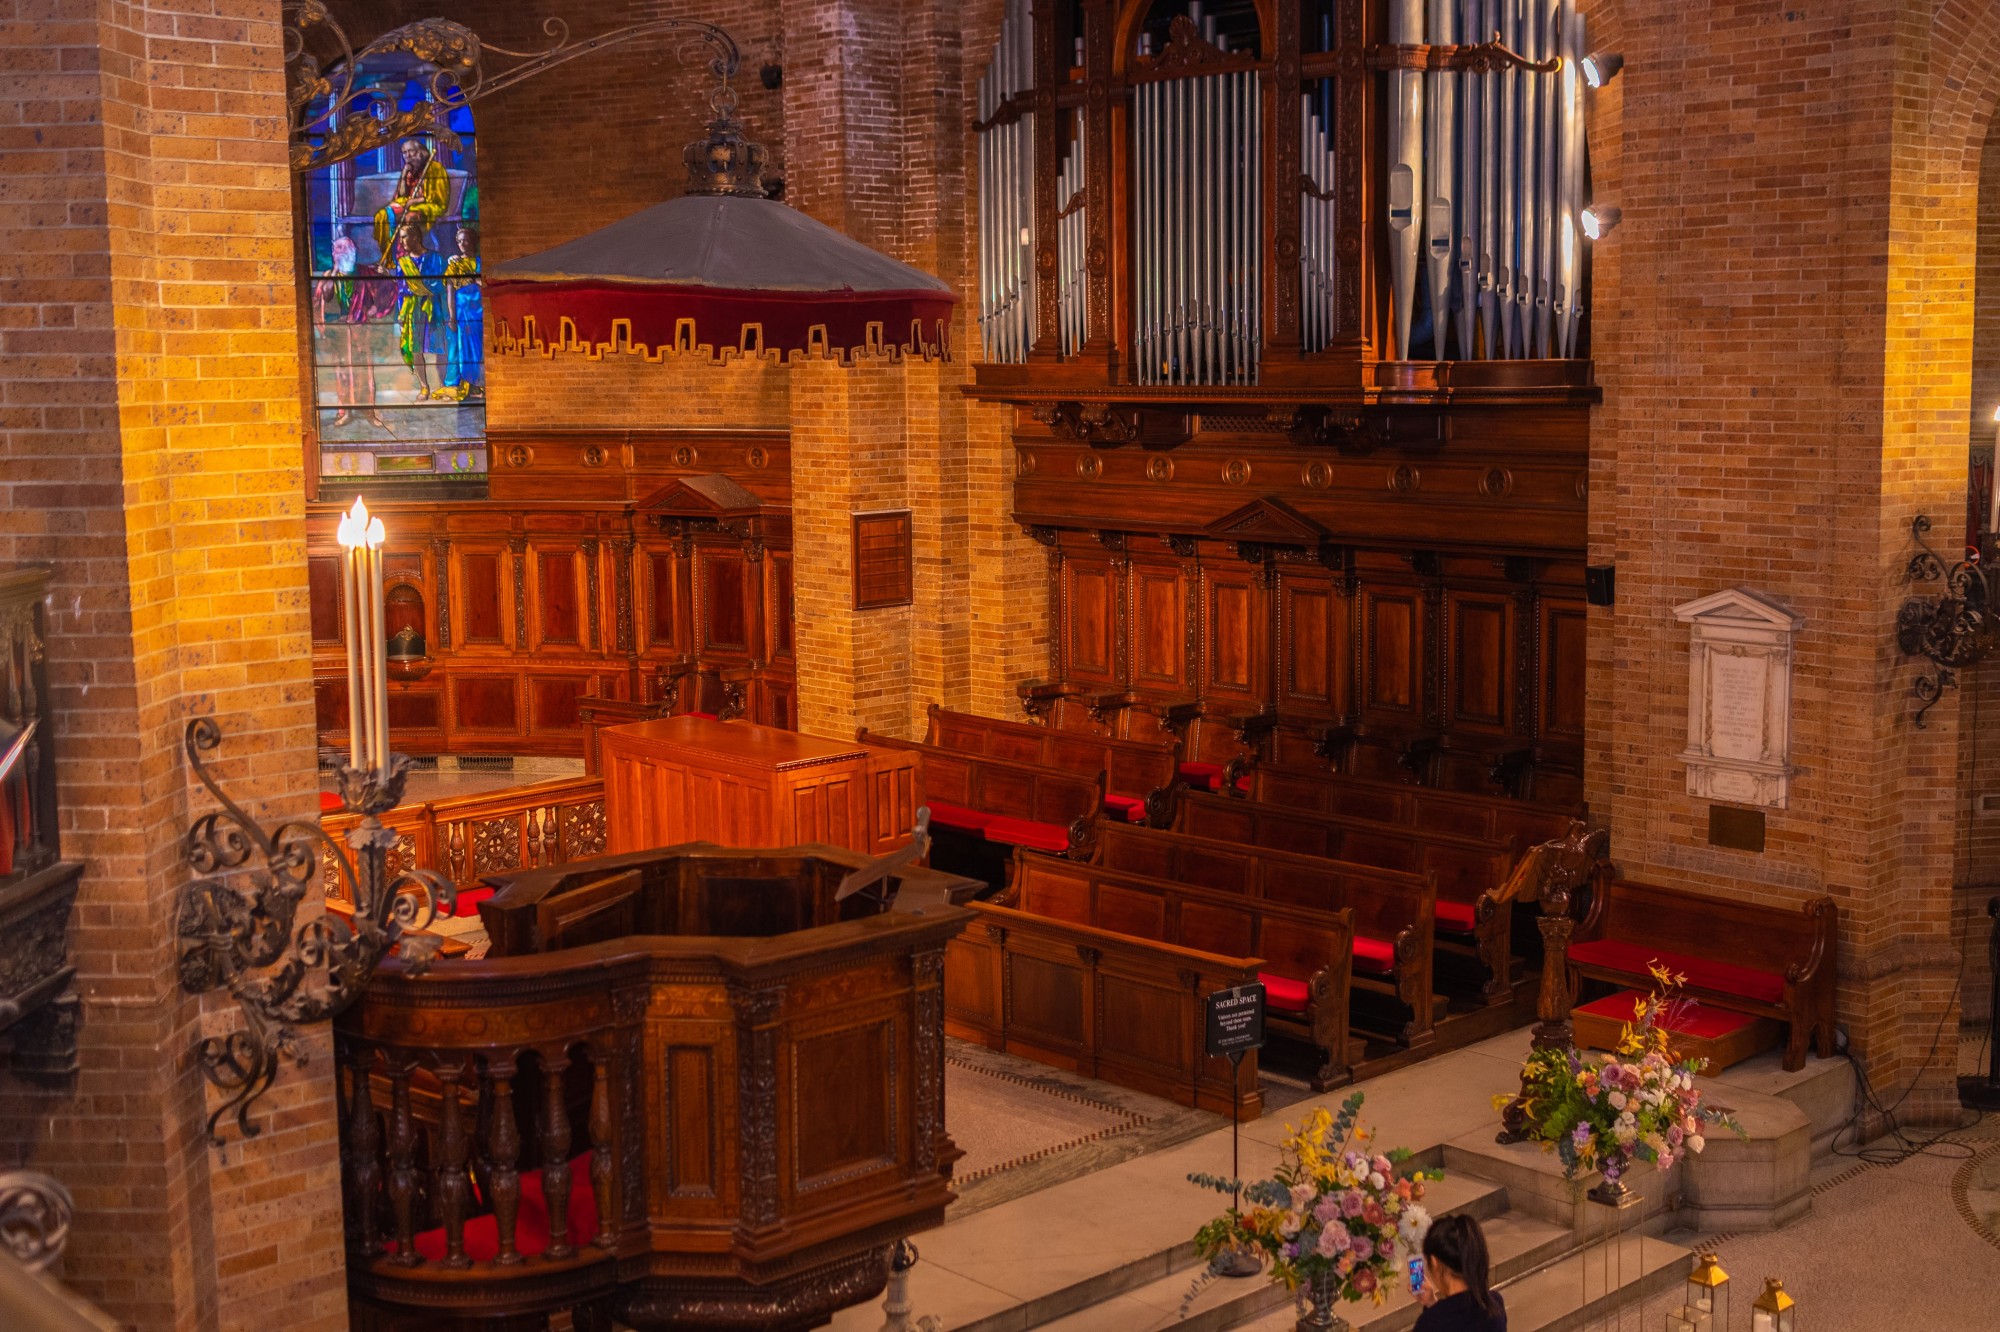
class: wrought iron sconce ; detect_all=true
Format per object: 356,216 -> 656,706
175,720 -> 454,1143
1894,514 -> 1997,727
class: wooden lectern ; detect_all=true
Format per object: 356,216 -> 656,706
600,715 -> 918,857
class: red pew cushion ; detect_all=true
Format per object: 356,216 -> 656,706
1352,935 -> 1396,974
1103,793 -> 1148,823
318,790 -> 344,814
1576,989 -> 1760,1041
1434,900 -> 1478,932
407,1151 -> 600,1264
1568,939 -> 1785,1006
1177,762 -> 1251,794
1260,971 -> 1311,1014
926,800 -> 997,835
982,815 -> 1072,853
452,885 -> 495,919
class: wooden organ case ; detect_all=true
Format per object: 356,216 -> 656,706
977,0 -> 1596,801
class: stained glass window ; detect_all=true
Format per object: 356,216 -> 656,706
304,53 -> 486,482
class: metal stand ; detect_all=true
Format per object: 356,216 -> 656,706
1960,896 -> 2000,1113
1215,1049 -> 1262,1278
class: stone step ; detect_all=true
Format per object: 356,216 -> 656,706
1030,1174 -> 1521,1332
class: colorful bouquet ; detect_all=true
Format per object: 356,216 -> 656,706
1503,964 -> 1740,1188
1188,1092 -> 1439,1308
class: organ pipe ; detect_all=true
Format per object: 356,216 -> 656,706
975,0 -> 1035,364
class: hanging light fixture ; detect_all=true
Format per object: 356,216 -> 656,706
1582,205 -> 1623,240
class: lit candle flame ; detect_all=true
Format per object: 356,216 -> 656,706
337,496 -> 371,549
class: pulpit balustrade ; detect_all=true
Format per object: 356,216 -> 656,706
338,842 -> 978,1331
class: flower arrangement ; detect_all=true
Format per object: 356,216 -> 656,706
1502,964 -> 1741,1189
1186,1092 -> 1439,1313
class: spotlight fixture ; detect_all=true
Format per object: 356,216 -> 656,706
1581,50 -> 1624,87
1581,205 -> 1622,240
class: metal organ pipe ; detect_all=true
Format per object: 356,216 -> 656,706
1386,0 -> 1590,361
975,0 -> 1035,363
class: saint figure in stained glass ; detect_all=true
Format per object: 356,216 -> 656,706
443,227 -> 484,401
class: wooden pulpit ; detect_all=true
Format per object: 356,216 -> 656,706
600,715 -> 918,857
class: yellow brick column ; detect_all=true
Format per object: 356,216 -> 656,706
0,4 -> 344,1327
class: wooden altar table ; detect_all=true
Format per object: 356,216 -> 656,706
600,715 -> 917,857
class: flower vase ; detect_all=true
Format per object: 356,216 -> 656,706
1296,1273 -> 1352,1332
1586,1172 -> 1640,1209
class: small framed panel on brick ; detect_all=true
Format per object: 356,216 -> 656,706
853,510 -> 914,611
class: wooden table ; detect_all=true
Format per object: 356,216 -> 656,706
600,715 -> 917,856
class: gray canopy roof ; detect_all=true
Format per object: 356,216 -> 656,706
490,193 -> 954,295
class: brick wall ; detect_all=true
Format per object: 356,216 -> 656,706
1586,0 -> 2000,1123
0,2 -> 340,1328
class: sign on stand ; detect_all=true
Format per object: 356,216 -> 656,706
1205,982 -> 1267,1058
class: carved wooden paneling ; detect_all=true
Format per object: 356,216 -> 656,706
1064,557 -> 1118,682
1539,597 -> 1588,741
453,676 -> 520,732
1201,566 -> 1268,702
1129,557 -> 1190,691
459,550 -> 506,645
1359,588 -> 1422,721
308,556 -> 342,644
767,553 -> 795,661
1444,590 -> 1515,734
537,548 -> 582,646
701,553 -> 749,652
1276,569 -> 1351,718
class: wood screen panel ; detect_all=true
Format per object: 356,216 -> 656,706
1202,569 -> 1267,700
767,553 -> 796,660
648,550 -> 685,653
1360,589 -> 1422,719
308,556 -> 342,644
538,549 -> 581,645
1445,591 -> 1514,733
1277,571 -> 1349,717
1064,559 -> 1118,682
460,551 -> 505,644
703,554 -> 748,651
1540,598 -> 1588,740
852,511 -> 914,610
1130,561 -> 1189,690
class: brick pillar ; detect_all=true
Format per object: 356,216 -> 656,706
0,4 -> 344,1327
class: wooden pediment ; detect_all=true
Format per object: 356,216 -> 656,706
1203,497 -> 1330,546
638,473 -> 766,519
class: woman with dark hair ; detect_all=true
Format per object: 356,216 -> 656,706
1413,1213 -> 1505,1331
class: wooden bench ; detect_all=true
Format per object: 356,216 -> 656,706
974,852 -> 1358,1092
1087,825 -> 1435,1045
1248,763 -> 1580,849
1175,789 -> 1518,1004
856,730 -> 1105,858
924,704 -> 1179,825
1567,878 -> 1837,1071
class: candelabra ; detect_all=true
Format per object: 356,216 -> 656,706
176,500 -> 453,1143
1894,514 -> 1998,727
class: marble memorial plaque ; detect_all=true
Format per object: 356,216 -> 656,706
1674,588 -> 1803,811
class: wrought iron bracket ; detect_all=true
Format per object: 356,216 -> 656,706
1369,35 -> 1561,74
1894,514 -> 1996,728
175,719 -> 454,1144
285,3 -> 743,172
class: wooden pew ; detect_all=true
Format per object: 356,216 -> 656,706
856,730 -> 1105,858
1173,789 -> 1516,1004
953,852 -> 1357,1094
924,704 -> 1179,824
1568,878 -> 1838,1071
1087,825 -> 1435,1045
1249,764 -> 1580,850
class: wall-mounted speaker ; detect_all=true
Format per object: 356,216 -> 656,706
1585,565 -> 1615,606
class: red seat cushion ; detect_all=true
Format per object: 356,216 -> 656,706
1103,793 -> 1148,823
926,800 -> 997,834
408,1151 -> 599,1264
318,791 -> 344,814
452,885 -> 495,919
1577,989 -> 1759,1040
1352,935 -> 1397,974
982,815 -> 1072,853
1568,939 -> 1785,1006
1260,971 -> 1311,1015
1176,762 -> 1250,793
1434,900 -> 1478,932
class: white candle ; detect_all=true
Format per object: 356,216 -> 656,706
337,499 -> 367,770
369,522 -> 388,775
1989,406 -> 1999,538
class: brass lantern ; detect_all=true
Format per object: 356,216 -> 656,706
1666,1252 -> 1729,1330
1751,1277 -> 1796,1332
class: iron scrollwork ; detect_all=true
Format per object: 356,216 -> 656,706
0,1170 -> 73,1272
284,2 -> 743,173
175,719 -> 455,1144
1894,515 -> 1996,728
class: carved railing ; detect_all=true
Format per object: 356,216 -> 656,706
320,775 -> 607,901
336,845 -> 974,1329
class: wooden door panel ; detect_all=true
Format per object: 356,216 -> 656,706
458,550 -> 507,645
1360,590 -> 1422,720
1130,562 -> 1189,690
537,548 -> 581,646
1445,591 -> 1514,733
646,549 -> 687,655
1202,570 -> 1267,702
1540,597 -> 1588,740
1064,559 -> 1118,682
1277,571 -> 1349,718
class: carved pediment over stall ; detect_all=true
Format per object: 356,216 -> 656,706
1204,497 -> 1330,546
639,473 -> 767,536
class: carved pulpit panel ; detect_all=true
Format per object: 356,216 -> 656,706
1673,588 -> 1804,809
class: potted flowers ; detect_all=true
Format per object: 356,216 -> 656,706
1502,964 -> 1740,1204
1186,1092 -> 1439,1331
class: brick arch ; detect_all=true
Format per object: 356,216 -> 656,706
1932,0 -> 2000,172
